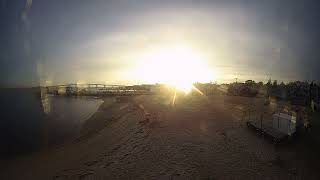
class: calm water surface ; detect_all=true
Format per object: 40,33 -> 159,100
44,95 -> 103,144
0,88 -> 103,157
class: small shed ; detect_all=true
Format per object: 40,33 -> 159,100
272,113 -> 296,136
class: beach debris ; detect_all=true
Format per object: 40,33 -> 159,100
145,112 -> 151,120
139,104 -> 145,110
139,112 -> 151,124
119,104 -> 129,110
84,160 -> 98,166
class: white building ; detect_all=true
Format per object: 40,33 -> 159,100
272,113 -> 296,136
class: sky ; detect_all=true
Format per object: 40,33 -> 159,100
1,0 -> 320,87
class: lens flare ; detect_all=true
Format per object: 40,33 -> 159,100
133,45 -> 216,93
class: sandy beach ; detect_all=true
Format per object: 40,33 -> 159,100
1,94 -> 320,180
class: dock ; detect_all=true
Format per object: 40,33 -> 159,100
242,109 -> 291,143
246,120 -> 288,143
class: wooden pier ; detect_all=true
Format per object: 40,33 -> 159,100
45,84 -> 153,96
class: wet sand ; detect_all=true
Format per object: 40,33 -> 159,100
1,94 -> 320,180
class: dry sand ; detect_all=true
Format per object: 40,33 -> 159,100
1,94 -> 319,180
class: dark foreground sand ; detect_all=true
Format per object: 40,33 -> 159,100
1,94 -> 320,180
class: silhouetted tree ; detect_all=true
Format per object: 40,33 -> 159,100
273,80 -> 278,87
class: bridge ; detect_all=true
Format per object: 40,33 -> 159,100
45,84 -> 153,96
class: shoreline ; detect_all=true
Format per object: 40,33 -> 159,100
2,95 -> 320,180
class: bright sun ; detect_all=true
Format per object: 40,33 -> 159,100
134,45 -> 215,93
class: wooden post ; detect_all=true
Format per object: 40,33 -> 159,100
260,113 -> 263,130
278,112 -> 280,129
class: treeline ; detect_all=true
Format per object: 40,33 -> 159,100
227,80 -> 263,97
227,80 -> 320,106
266,80 -> 319,106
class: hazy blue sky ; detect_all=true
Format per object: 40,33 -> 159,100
1,0 -> 319,87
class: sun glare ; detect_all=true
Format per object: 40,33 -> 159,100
134,45 -> 215,93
